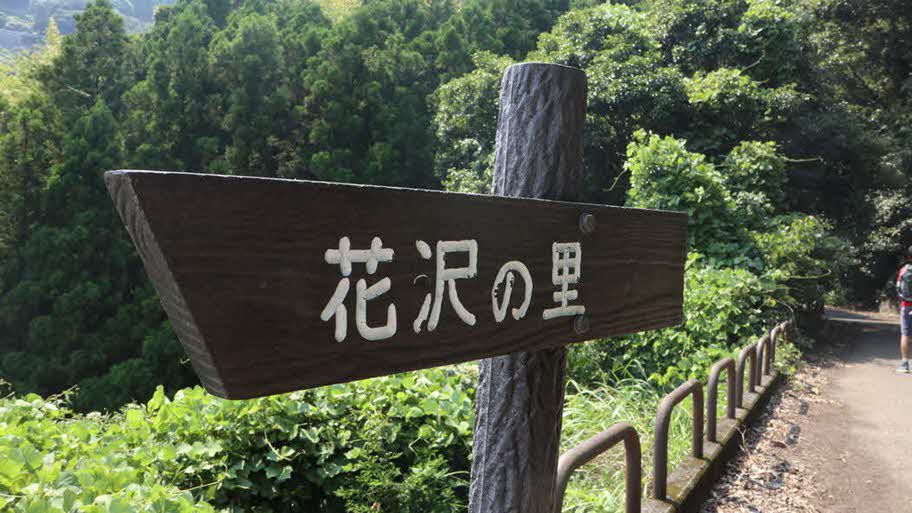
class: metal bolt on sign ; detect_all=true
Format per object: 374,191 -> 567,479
579,213 -> 597,234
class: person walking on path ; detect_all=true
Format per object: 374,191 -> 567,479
897,246 -> 912,373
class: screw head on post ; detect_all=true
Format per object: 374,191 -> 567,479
579,213 -> 597,234
573,314 -> 590,336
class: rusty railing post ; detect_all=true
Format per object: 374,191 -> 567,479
770,325 -> 780,371
653,379 -> 703,502
756,334 -> 773,381
735,342 -> 757,409
772,320 -> 791,367
554,423 -> 641,513
706,357 -> 735,444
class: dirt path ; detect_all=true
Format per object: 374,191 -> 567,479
703,309 -> 912,513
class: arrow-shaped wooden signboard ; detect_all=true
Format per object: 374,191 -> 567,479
106,170 -> 686,400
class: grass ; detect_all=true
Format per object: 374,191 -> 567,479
559,337 -> 801,512
560,377 -> 699,513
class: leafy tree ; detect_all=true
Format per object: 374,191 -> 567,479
432,52 -> 513,193
41,0 -> 129,120
209,11 -> 286,176
625,130 -> 760,268
0,0 -> 577,409
0,0 -> 904,411
0,95 -> 62,253
809,0 -> 912,300
123,0 -> 223,171
0,100 -> 196,410
721,140 -> 787,225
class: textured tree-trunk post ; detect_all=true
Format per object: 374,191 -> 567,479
470,63 -> 588,513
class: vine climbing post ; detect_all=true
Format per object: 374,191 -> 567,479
469,63 -> 588,513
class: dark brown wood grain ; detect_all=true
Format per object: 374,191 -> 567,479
105,169 -> 686,399
471,62 -> 587,513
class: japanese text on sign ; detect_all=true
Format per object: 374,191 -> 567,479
322,237 -> 586,342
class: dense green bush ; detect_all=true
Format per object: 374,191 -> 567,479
569,254 -> 774,387
0,366 -> 474,513
569,125 -> 835,388
624,130 -> 758,268
0,346 -> 809,513
2,367 -> 740,513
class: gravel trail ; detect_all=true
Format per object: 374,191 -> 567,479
702,308 -> 912,513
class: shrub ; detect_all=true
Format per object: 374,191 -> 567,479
0,366 -> 475,513
754,214 -> 849,313
625,130 -> 761,269
722,140 -> 787,225
568,254 -> 777,388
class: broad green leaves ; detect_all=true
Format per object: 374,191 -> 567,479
0,367 -> 476,512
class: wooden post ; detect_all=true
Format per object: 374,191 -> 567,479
470,63 -> 587,513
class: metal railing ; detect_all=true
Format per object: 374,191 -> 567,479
554,320 -> 793,513
756,333 -> 773,381
706,357 -> 735,443
555,423 -> 641,513
770,321 -> 787,374
735,342 -> 758,408
653,379 -> 703,502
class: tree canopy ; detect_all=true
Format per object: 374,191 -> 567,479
0,0 -> 907,410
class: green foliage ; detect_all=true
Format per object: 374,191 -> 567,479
0,94 -> 61,253
681,68 -> 795,155
722,140 -> 787,225
0,0 -> 872,510
754,214 -> 849,312
41,1 -> 129,119
860,187 -> 912,300
0,388 -> 217,512
569,254 -> 775,388
432,51 -> 512,193
434,0 -> 891,269
0,99 -> 197,411
316,0 -> 361,22
524,2 -> 690,201
0,20 -> 60,105
0,0 -> 887,419
0,0 -> 575,410
2,360 -> 803,513
0,367 -> 474,513
209,11 -> 286,177
625,130 -> 760,268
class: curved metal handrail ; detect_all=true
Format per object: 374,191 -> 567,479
554,422 -> 641,513
706,357 -> 735,443
653,379 -> 703,502
769,324 -> 782,375
770,320 -> 792,373
756,333 -> 773,381
735,342 -> 757,408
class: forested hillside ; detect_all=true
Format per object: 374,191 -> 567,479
0,0 -> 907,411
0,0 -> 175,50
1,0 -> 909,511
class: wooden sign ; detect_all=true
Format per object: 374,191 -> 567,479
106,170 -> 687,399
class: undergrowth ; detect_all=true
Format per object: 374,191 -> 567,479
0,338 -> 800,513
